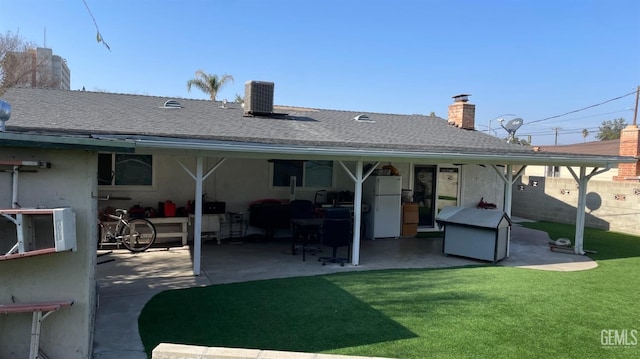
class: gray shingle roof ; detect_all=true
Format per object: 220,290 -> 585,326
538,140 -> 620,156
2,87 -> 532,155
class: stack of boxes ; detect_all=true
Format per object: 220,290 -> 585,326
401,203 -> 419,236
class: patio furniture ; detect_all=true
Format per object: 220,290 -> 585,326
290,218 -> 324,261
248,200 -> 291,239
144,217 -> 189,245
188,214 -> 222,244
318,207 -> 352,266
289,200 -> 319,260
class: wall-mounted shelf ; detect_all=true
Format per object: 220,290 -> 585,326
0,160 -> 51,168
1,208 -> 76,261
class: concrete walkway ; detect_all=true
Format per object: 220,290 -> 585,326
92,224 -> 596,358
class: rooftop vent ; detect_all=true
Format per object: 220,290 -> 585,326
0,100 -> 11,132
354,114 -> 374,122
161,100 -> 182,108
244,81 -> 274,116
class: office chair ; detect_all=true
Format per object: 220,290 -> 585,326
290,200 -> 315,219
289,200 -> 319,260
319,207 -> 352,266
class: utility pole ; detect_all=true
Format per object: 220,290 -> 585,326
633,85 -> 639,126
552,127 -> 561,146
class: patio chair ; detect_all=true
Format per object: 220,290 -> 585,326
318,207 -> 352,266
290,200 -> 319,259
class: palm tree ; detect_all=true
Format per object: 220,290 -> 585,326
582,128 -> 589,142
186,70 -> 234,101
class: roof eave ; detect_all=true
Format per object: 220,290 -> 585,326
0,132 -> 136,152
131,137 -> 630,167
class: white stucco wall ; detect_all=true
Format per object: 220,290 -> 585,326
459,164 -> 506,210
96,154 -> 506,236
524,165 -> 618,181
97,155 -> 416,215
0,148 -> 97,358
513,175 -> 640,235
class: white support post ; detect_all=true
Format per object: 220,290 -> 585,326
490,164 -> 526,218
338,160 -> 378,266
566,166 -> 609,255
12,165 -> 18,208
29,311 -> 43,359
177,157 -> 226,275
503,164 -> 513,218
193,156 -> 204,275
352,160 -> 363,265
574,166 -> 587,255
490,164 -> 526,258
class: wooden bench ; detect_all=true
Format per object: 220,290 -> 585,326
0,299 -> 73,359
146,217 -> 189,246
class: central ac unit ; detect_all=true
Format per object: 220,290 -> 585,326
244,80 -> 274,115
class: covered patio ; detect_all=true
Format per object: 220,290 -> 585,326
92,223 -> 596,358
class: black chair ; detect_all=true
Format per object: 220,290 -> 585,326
289,200 -> 319,260
319,207 -> 352,266
290,199 -> 315,220
248,201 -> 290,240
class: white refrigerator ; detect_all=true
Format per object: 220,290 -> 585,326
363,176 -> 402,239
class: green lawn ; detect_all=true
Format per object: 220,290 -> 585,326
139,222 -> 640,358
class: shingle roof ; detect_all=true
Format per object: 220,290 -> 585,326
2,87 -> 532,155
537,140 -> 620,156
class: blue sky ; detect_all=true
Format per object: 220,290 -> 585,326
1,0 -> 639,145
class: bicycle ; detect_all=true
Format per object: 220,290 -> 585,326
98,208 -> 157,252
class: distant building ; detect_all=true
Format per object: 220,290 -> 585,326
3,47 -> 70,90
525,140 -> 620,181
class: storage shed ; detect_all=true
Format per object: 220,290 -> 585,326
435,206 -> 512,263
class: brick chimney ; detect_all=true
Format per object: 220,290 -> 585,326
448,94 -> 475,130
614,124 -> 640,181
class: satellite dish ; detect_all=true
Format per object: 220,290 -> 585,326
498,117 -> 524,143
504,118 -> 523,132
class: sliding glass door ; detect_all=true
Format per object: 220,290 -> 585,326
413,166 -> 436,227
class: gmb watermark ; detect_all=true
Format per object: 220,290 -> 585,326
601,329 -> 637,348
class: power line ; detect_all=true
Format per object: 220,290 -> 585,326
526,90 -> 637,126
526,109 -> 632,125
522,127 -> 600,136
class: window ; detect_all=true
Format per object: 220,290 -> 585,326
272,160 -> 333,188
98,153 -> 153,187
546,166 -> 560,178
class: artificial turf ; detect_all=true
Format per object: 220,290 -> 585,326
139,222 -> 640,358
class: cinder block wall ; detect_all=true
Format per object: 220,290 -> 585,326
512,176 -> 640,235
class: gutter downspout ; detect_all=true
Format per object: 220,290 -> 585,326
338,160 -> 378,265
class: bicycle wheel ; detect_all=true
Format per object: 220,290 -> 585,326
119,218 -> 156,252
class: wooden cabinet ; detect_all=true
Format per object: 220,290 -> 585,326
401,203 -> 419,236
